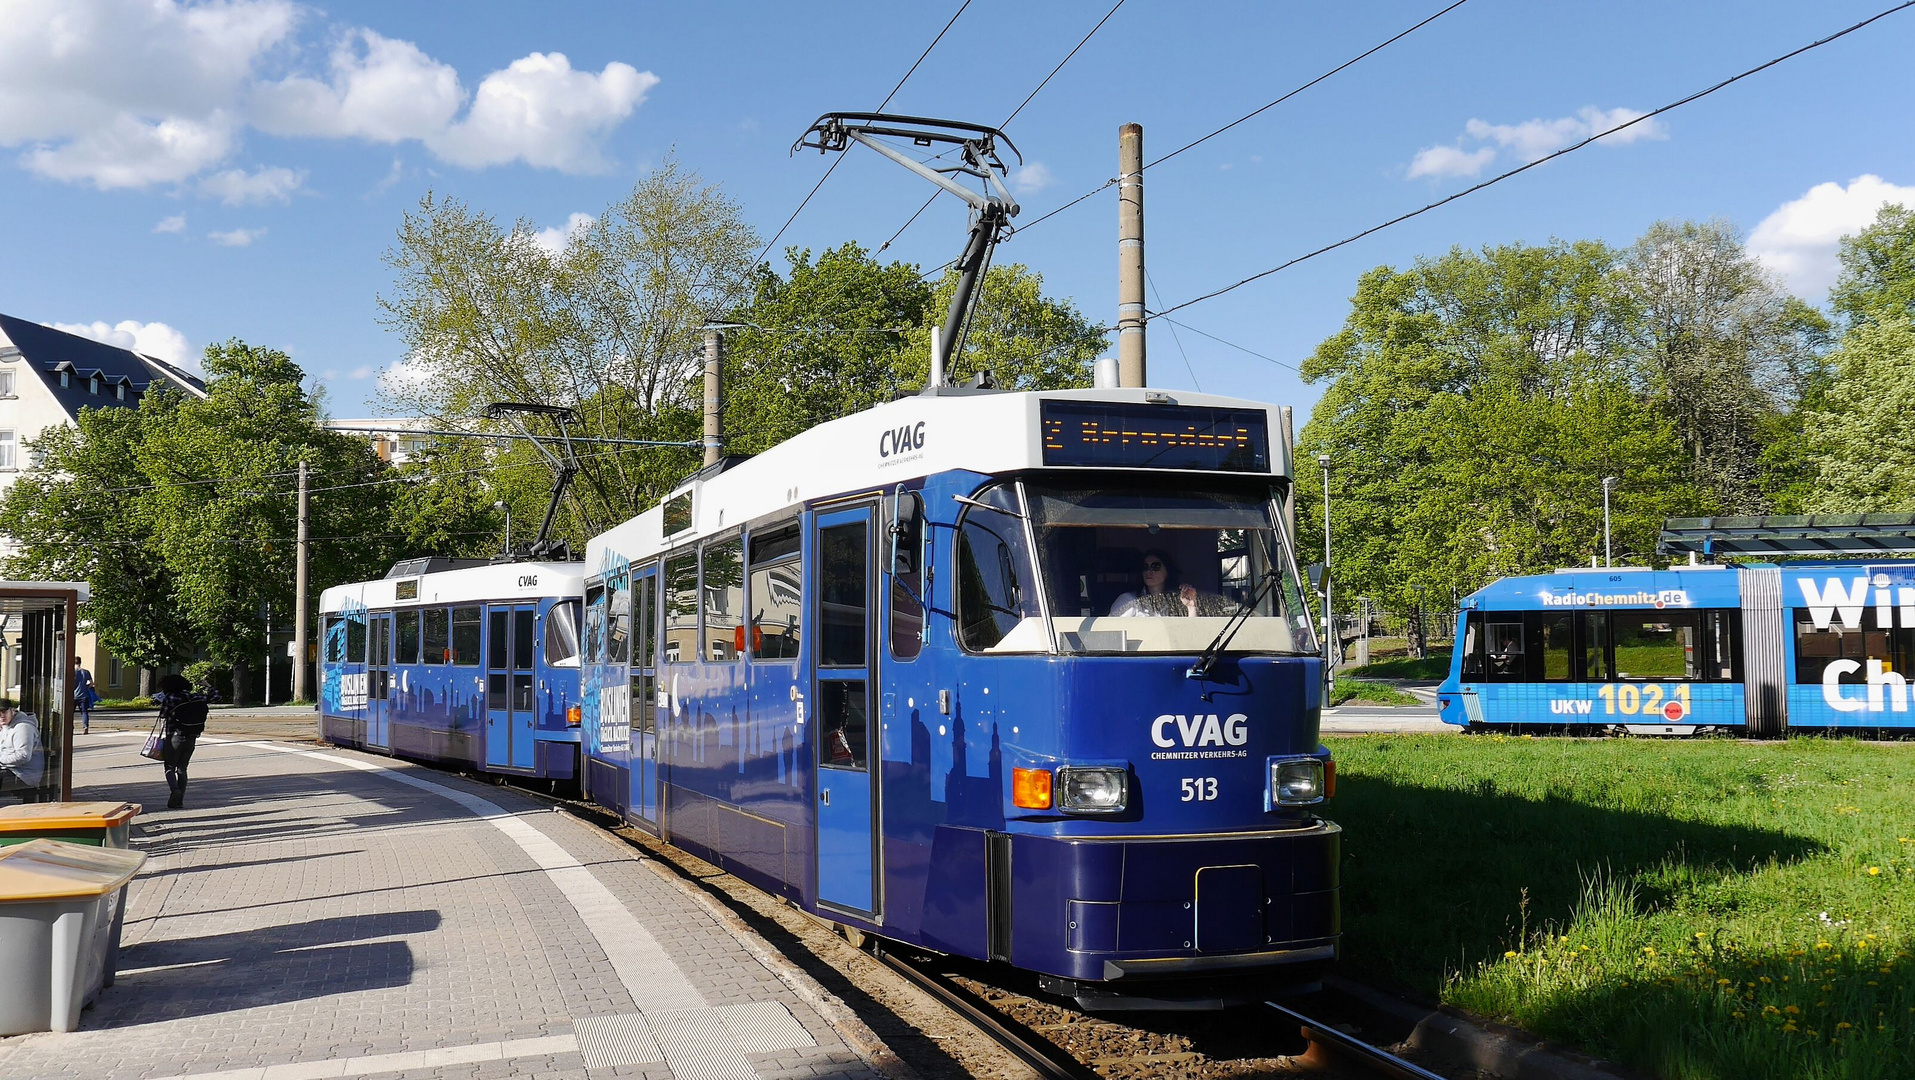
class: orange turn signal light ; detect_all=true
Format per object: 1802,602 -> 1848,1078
1325,759 -> 1336,799
566,705 -> 582,727
1012,767 -> 1053,809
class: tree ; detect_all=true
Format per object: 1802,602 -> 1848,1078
1831,203 -> 1915,327
379,159 -> 759,543
1798,315 -> 1915,510
914,261 -> 1106,391
1623,220 -> 1830,513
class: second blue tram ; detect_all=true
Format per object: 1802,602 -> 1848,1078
318,558 -> 585,777
578,387 -> 1338,1008
1438,561 -> 1915,735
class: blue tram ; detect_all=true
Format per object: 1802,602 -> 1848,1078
1437,560 -> 1915,735
578,388 -> 1338,1008
318,557 -> 586,777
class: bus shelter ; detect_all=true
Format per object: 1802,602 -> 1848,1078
1660,514 -> 1915,558
0,581 -> 85,803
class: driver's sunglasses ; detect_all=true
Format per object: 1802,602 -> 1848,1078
1143,561 -> 1165,571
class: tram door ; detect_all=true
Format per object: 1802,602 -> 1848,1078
812,505 -> 879,916
366,613 -> 392,750
485,605 -> 537,770
629,567 -> 660,828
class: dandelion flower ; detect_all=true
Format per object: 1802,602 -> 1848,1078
1504,950 -> 1518,959
1786,1006 -> 1801,1015
1868,866 -> 1882,876
1783,1022 -> 1799,1033
1717,978 -> 1732,986
1643,946 -> 1657,956
1763,1006 -> 1780,1016
1732,1010 -> 1745,1019
1759,976 -> 1772,984
1837,1022 -> 1852,1030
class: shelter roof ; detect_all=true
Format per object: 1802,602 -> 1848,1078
1659,514 -> 1915,557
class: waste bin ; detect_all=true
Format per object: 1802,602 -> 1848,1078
0,802 -> 142,848
0,802 -> 144,988
0,839 -> 147,1035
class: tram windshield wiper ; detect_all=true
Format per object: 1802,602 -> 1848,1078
1188,530 -> 1292,680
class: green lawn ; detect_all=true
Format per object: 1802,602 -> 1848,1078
1328,678 -> 1422,707
1343,647 -> 1453,680
1329,735 -> 1915,1080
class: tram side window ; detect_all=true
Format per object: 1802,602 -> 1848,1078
323,616 -> 343,663
955,501 -> 1038,653
1485,620 -> 1524,681
583,584 -> 606,665
1793,608 -> 1908,684
1582,613 -> 1611,681
704,538 -> 745,661
1459,613 -> 1484,678
347,612 -> 367,663
636,571 -> 656,666
1611,613 -> 1698,680
396,610 -> 421,665
1540,614 -> 1573,681
425,608 -> 449,664
544,599 -> 581,668
748,525 -> 802,661
607,573 -> 631,665
451,606 -> 483,666
664,553 -> 698,663
891,492 -> 925,661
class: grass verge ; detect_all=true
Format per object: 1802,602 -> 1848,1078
1330,734 -> 1915,1080
1328,679 -> 1421,707
1343,648 -> 1452,681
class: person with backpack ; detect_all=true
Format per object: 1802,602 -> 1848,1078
155,674 -> 208,809
72,657 -> 97,735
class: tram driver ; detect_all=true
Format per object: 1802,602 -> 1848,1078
1110,548 -> 1235,618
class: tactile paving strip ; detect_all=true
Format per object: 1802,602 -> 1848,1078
649,1009 -> 758,1080
718,1000 -> 817,1053
574,1013 -> 664,1069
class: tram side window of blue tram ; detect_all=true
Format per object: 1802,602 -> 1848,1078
451,606 -> 483,665
664,554 -> 698,663
818,522 -> 867,666
583,584 -> 606,665
1793,608 -> 1908,683
704,538 -> 744,661
891,492 -> 925,660
955,486 -> 1038,652
748,524 -> 802,661
346,612 -> 367,662
396,610 -> 421,664
545,599 -> 582,667
1582,613 -> 1612,681
425,608 -> 449,664
607,574 -> 631,665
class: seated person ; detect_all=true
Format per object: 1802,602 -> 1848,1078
0,698 -> 43,800
1111,550 -> 1236,617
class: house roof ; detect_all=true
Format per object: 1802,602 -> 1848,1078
0,313 -> 207,419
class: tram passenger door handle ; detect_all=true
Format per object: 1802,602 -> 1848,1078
819,789 -> 831,805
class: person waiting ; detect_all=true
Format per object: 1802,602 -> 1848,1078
0,698 -> 44,801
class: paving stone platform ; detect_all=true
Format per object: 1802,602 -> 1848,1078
0,732 -> 885,1080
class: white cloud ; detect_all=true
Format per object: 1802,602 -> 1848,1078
532,212 -> 596,257
428,52 -> 656,173
378,355 -> 434,394
347,364 -> 374,380
1407,144 -> 1496,180
52,319 -> 196,369
208,226 -> 267,247
0,4 -> 655,190
154,213 -> 187,234
1750,174 -> 1915,298
252,29 -> 463,142
199,164 -> 305,205
1010,162 -> 1056,196
1409,105 -> 1665,181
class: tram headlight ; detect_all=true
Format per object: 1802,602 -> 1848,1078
1057,767 -> 1128,814
1269,756 -> 1326,807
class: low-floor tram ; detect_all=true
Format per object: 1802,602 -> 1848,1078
318,557 -> 586,777
1437,560 -> 1915,735
578,387 -> 1338,1008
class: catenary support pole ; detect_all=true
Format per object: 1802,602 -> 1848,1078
704,328 -> 725,467
1117,123 -> 1146,388
1320,454 -> 1333,693
293,459 -> 310,703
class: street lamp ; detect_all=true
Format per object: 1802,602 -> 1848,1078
1319,454 -> 1333,691
1601,476 -> 1618,568
495,500 -> 511,555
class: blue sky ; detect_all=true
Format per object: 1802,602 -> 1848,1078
2,0 -> 1912,419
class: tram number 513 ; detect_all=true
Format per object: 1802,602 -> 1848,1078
1595,684 -> 1692,717
1181,777 -> 1219,801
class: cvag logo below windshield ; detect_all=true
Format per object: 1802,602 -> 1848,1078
1149,713 -> 1251,760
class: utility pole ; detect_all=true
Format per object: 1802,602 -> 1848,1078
293,459 -> 310,703
263,602 -> 273,707
1602,475 -> 1618,568
1320,454 -> 1334,692
704,327 -> 725,467
1117,122 -> 1146,388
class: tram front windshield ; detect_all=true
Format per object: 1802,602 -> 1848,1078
954,478 -> 1319,656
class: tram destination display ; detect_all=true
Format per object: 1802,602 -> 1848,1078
1040,400 -> 1270,472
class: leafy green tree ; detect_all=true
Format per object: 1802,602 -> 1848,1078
1831,203 -> 1915,327
914,262 -> 1106,391
1799,315 -> 1915,510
